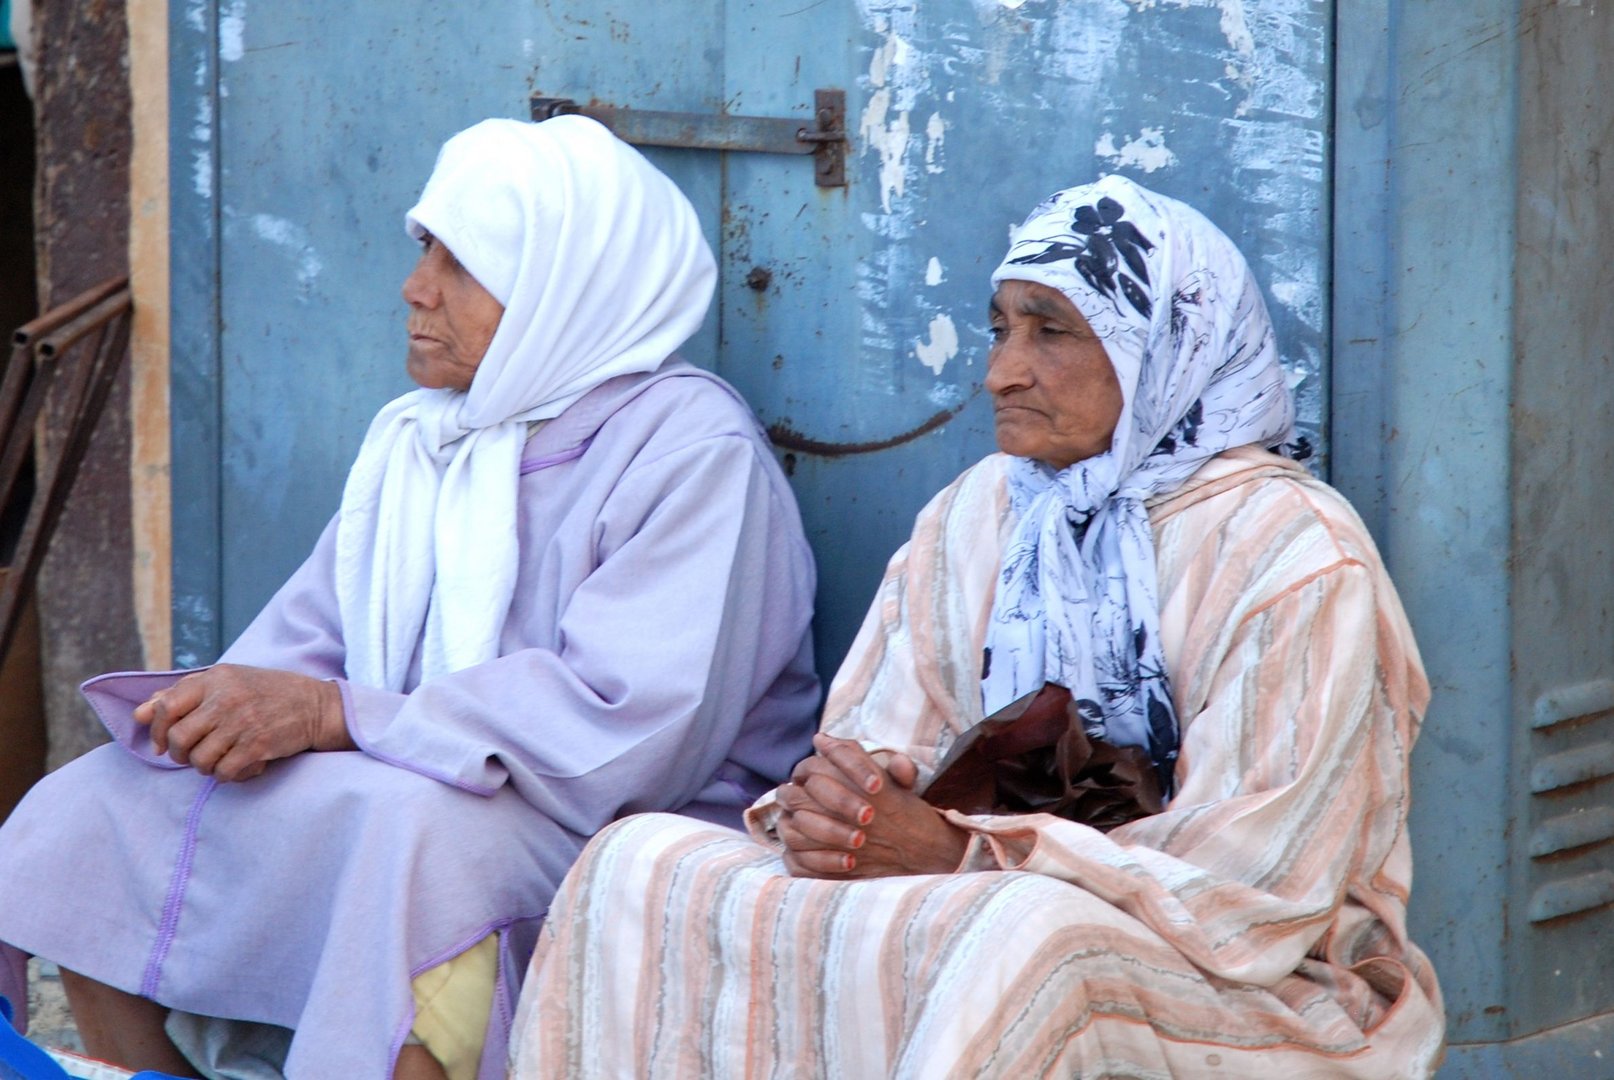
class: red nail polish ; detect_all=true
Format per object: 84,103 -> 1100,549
843,854 -> 855,871
858,806 -> 874,826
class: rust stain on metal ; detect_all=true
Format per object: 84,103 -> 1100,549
767,400 -> 970,457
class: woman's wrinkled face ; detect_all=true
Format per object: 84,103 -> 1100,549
401,231 -> 505,391
984,279 -> 1124,471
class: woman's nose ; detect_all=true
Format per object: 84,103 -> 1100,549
401,257 -> 436,308
985,335 -> 1029,395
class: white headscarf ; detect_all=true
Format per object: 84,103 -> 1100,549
335,116 -> 716,691
981,175 -> 1303,794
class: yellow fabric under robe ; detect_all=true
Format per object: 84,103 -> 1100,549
410,933 -> 498,1080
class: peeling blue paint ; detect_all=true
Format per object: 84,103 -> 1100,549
172,0 -> 1333,688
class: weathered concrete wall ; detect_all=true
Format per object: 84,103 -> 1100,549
33,0 -> 139,767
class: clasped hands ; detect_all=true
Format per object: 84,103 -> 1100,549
133,664 -> 353,782
776,732 -> 968,879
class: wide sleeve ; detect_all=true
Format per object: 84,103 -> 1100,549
80,517 -> 355,763
745,457 -> 1009,836
943,559 -> 1418,988
341,433 -> 816,837
749,457 -> 1424,992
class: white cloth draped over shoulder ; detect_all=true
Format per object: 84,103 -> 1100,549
982,176 -> 1301,791
336,116 -> 717,691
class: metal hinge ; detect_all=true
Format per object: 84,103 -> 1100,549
530,89 -> 848,188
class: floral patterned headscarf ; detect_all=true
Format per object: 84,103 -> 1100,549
981,175 -> 1302,796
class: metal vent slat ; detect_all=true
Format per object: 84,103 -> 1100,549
1529,871 -> 1614,923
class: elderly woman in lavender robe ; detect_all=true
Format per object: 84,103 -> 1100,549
0,116 -> 819,1079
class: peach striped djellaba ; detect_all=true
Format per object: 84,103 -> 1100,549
512,447 -> 1444,1080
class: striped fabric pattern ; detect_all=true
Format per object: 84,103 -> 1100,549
511,447 -> 1444,1079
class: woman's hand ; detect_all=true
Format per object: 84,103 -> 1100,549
777,733 -> 968,879
132,664 -> 353,782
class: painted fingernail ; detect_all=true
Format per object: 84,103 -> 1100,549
857,806 -> 874,826
850,831 -> 866,849
842,854 -> 856,871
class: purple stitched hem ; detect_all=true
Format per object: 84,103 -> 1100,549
493,932 -> 516,1038
140,778 -> 218,999
480,927 -> 530,1080
79,669 -> 202,768
335,679 -> 498,797
519,437 -> 592,475
406,913 -> 543,980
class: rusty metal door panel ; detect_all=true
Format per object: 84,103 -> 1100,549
1507,0 -> 1614,1047
1333,0 -> 1614,1072
1332,0 -> 1521,1057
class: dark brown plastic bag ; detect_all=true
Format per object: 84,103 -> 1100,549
922,683 -> 1163,832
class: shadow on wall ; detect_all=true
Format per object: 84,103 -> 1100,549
0,26 -> 43,824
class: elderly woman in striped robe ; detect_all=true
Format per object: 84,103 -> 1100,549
509,175 -> 1445,1079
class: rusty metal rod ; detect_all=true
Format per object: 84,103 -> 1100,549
62,316 -> 129,453
2,279 -> 128,439
0,279 -> 137,663
0,307 -> 133,665
11,276 -> 126,348
37,287 -> 133,360
0,285 -> 133,496
0,290 -> 132,522
0,342 -> 35,461
0,363 -> 57,519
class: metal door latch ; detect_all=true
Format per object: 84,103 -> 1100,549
530,89 -> 848,188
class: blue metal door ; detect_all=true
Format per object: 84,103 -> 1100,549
170,0 -> 1331,684
159,2 -> 1614,1072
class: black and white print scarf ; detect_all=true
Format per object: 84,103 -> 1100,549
981,175 -> 1302,797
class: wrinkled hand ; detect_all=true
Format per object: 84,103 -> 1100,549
132,664 -> 352,782
776,733 -> 968,879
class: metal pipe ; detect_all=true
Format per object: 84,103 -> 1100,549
37,288 -> 133,361
0,368 -> 54,518
0,344 -> 35,459
10,276 -> 126,348
0,308 -> 133,665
